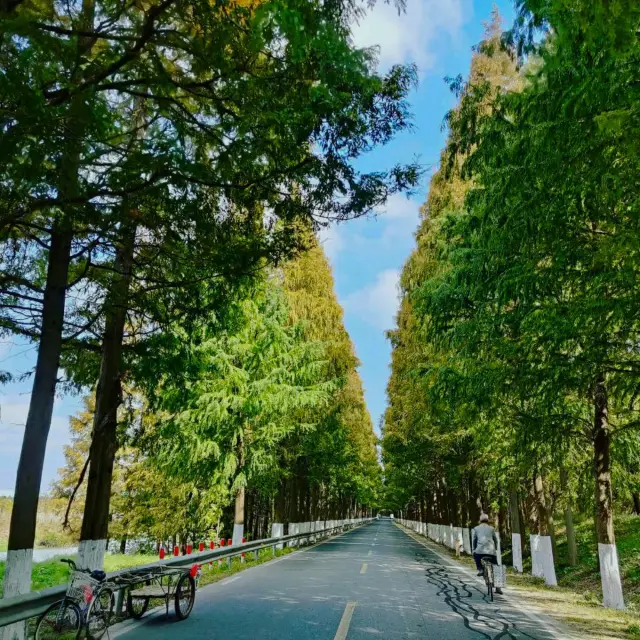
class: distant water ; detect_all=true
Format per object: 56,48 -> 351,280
0,546 -> 78,563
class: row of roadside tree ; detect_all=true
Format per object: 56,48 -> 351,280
382,2 -> 640,611
0,0 -> 416,635
51,238 -> 380,554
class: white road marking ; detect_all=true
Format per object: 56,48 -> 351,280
334,602 -> 357,640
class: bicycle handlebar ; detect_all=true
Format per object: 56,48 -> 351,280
60,558 -> 86,573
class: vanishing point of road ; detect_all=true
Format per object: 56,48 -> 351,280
112,519 -> 563,639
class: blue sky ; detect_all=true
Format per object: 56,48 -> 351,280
0,0 -> 514,495
326,0 -> 514,434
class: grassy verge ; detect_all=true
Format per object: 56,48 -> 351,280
196,545 -> 295,589
0,553 -> 156,596
397,521 -> 640,639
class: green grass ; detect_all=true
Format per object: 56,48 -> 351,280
0,553 -> 156,597
197,546 -> 295,589
0,545 -> 296,598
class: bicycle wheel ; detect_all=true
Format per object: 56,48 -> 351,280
35,600 -> 81,640
483,561 -> 494,602
126,581 -> 150,619
84,586 -> 113,640
174,573 -> 196,620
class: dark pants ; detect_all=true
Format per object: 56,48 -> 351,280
473,553 -> 497,572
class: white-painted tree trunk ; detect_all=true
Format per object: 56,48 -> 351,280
0,549 -> 32,640
288,523 -> 299,547
530,534 -> 557,586
512,533 -> 523,572
598,543 -> 625,610
232,523 -> 244,547
77,539 -> 107,571
271,523 -> 284,550
463,528 -> 472,555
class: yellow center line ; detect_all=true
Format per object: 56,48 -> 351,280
360,562 -> 368,574
334,602 -> 357,640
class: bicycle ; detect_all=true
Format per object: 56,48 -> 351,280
481,557 -> 495,602
34,559 -> 114,640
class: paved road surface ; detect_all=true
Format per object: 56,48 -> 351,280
114,520 -> 562,639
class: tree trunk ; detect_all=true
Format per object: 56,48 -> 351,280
560,468 -> 578,566
509,488 -> 524,572
232,435 -> 246,545
2,225 -> 73,634
275,482 -> 286,523
633,492 -> 640,516
235,486 -> 245,527
468,475 -> 481,526
532,473 -> 549,536
79,221 -> 136,570
530,471 -> 557,585
593,377 -> 624,609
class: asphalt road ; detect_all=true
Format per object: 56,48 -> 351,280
112,519 -> 562,639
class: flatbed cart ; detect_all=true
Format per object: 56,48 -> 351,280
115,563 -> 199,622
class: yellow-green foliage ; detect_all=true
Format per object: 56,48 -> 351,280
281,238 -> 380,509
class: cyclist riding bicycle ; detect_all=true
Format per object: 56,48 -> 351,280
472,513 -> 503,594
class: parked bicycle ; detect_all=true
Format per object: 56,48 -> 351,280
34,559 -> 113,640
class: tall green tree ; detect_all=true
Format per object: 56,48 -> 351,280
2,0 -> 419,609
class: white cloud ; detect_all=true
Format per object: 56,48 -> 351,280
351,0 -> 466,72
319,195 -> 421,265
0,401 -> 70,455
343,268 -> 401,331
318,224 -> 346,264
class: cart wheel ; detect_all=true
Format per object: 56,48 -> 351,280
35,600 -> 81,640
84,586 -> 113,640
174,573 -> 196,620
126,581 -> 151,620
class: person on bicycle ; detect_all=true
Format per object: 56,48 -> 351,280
472,513 -> 503,593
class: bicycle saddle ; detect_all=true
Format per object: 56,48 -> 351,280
90,569 -> 107,581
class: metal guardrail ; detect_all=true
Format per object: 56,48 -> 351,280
0,518 -> 374,627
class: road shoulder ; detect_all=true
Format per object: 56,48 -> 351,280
395,521 -> 636,640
